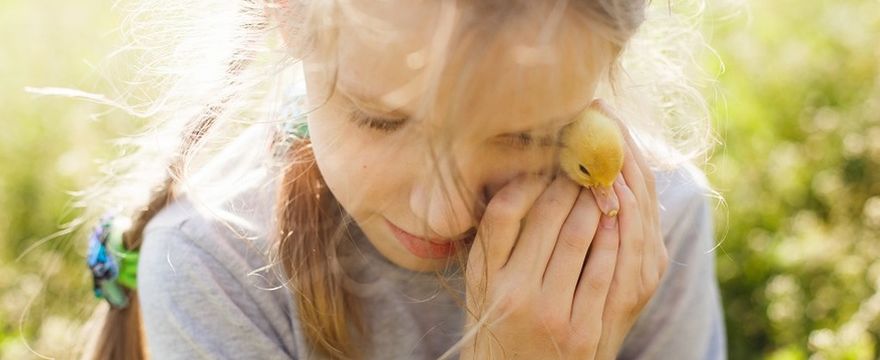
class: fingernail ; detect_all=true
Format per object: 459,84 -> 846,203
614,175 -> 625,187
600,213 -> 617,229
592,98 -> 610,112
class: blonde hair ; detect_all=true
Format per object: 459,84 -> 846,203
69,0 -> 718,358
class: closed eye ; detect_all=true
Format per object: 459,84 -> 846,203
349,108 -> 407,132
502,133 -> 534,148
500,132 -> 560,150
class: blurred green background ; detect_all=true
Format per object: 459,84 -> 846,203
0,1 -> 123,359
1,0 -> 878,359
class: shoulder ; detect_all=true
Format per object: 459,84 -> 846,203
140,181 -> 279,280
137,189 -> 301,358
651,162 -> 716,247
138,183 -> 289,304
137,186 -> 285,300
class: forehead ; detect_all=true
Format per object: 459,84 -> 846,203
333,1 -> 614,135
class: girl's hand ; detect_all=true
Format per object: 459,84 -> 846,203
461,101 -> 667,359
591,99 -> 668,359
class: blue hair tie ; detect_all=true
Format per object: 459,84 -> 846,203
86,214 -> 138,309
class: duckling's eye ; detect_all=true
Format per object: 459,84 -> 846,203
579,164 -> 590,176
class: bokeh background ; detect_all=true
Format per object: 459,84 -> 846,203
1,0 -> 878,359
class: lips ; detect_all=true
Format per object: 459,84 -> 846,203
385,219 -> 472,259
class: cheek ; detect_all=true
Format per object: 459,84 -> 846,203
308,109 -> 420,214
310,127 -> 368,210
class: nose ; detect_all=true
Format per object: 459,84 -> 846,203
409,169 -> 555,240
409,150 -> 558,240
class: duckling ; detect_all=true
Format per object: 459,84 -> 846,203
558,105 -> 625,217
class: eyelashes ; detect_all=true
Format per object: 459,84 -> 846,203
502,132 -> 534,148
348,107 -> 552,150
349,108 -> 406,132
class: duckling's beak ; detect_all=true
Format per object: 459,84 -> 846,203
591,185 -> 619,217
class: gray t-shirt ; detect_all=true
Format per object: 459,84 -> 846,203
139,164 -> 727,359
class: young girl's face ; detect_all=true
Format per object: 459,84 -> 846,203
303,2 -> 615,272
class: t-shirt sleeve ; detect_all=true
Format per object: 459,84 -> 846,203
138,214 -> 299,360
617,165 -> 727,360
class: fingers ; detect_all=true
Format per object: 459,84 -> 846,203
608,176 -> 645,307
592,99 -> 655,193
505,174 -> 581,280
467,174 -> 552,284
649,228 -> 669,285
590,99 -> 658,225
591,186 -> 619,218
541,187 -> 602,310
571,210 -> 619,333
591,99 -> 665,290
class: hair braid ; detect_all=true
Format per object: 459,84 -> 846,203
83,15 -> 267,358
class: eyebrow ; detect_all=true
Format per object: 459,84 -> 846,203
337,84 -> 587,134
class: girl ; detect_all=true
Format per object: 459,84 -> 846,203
80,0 -> 725,359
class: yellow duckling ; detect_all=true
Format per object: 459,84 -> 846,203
558,105 -> 625,217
